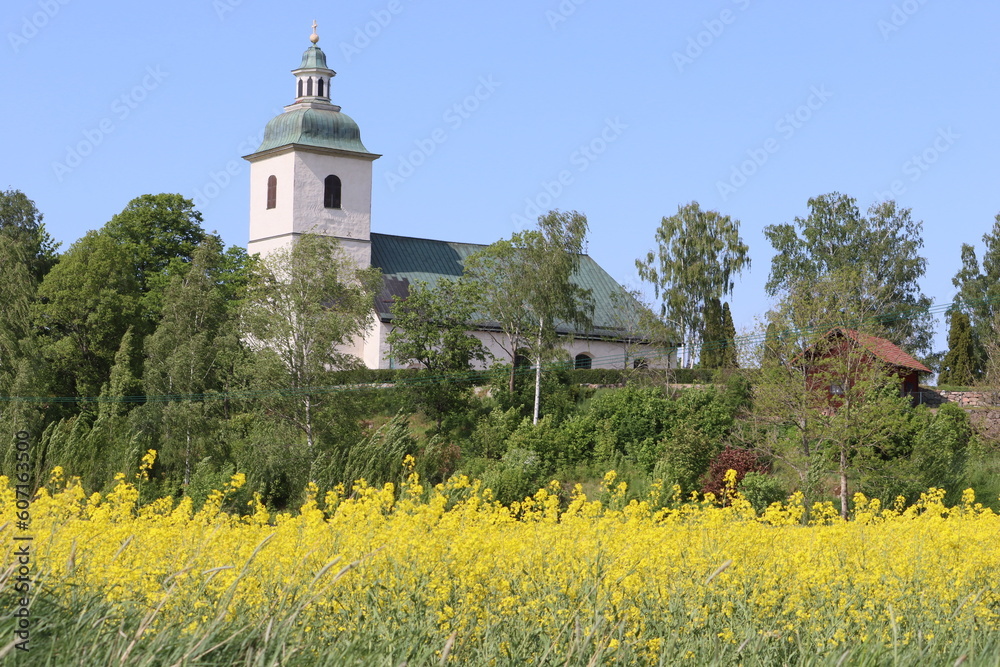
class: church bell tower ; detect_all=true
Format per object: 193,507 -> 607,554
244,22 -> 380,267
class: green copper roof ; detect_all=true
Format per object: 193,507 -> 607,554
370,233 -> 637,339
299,45 -> 329,70
254,107 -> 370,154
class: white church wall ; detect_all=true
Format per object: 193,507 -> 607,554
365,323 -> 674,371
248,151 -> 296,256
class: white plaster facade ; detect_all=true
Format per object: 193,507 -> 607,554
365,320 -> 671,371
247,144 -> 376,268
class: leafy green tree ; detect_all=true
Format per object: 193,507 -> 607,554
463,239 -> 529,394
721,302 -> 738,368
762,321 -> 781,365
103,193 -> 206,294
34,231 -> 143,397
636,202 -> 750,368
386,278 -> 489,430
938,311 -> 975,386
0,236 -> 51,452
466,210 -> 593,424
700,297 -> 724,369
0,190 -> 57,432
764,193 -> 933,355
749,272 -> 917,518
0,189 -> 59,282
99,326 -> 143,419
950,214 -> 1000,375
241,235 -> 381,450
144,238 -> 237,485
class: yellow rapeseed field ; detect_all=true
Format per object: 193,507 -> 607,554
4,457 -> 1000,664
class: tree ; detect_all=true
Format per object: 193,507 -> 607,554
0,189 -> 59,282
699,299 -> 738,370
386,278 -> 489,430
721,302 -> 738,368
764,193 -> 933,356
938,311 -> 975,387
34,231 -> 143,397
144,238 -> 237,484
103,194 -> 206,294
241,235 -> 381,449
700,297 -> 724,369
636,202 -> 750,368
0,228 -> 51,445
465,210 -> 594,424
950,214 -> 1000,376
749,273 -> 915,519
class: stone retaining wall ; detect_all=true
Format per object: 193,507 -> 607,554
918,389 -> 999,408
913,389 -> 1000,439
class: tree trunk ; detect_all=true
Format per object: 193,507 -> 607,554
839,445 -> 849,520
305,394 -> 314,449
508,335 -> 517,395
532,324 -> 542,425
184,428 -> 191,487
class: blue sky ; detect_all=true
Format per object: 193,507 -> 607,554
4,0 -> 998,354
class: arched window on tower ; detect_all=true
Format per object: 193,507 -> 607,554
297,79 -> 303,98
574,353 -> 593,370
324,175 -> 342,209
266,175 -> 277,209
306,78 -> 314,96
317,77 -> 325,98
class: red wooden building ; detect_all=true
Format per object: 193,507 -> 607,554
799,327 -> 931,402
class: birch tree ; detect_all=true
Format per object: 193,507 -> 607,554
466,210 -> 593,423
636,202 -> 749,368
241,235 -> 381,449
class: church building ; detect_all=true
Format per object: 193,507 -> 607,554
244,26 -> 673,371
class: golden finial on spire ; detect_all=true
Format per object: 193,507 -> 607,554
310,20 -> 319,44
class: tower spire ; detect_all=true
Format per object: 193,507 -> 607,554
293,22 -> 335,103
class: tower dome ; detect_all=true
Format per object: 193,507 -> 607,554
248,21 -> 373,158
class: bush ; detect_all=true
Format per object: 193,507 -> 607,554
477,448 -> 548,506
700,447 -> 770,498
738,472 -> 788,513
467,406 -> 524,459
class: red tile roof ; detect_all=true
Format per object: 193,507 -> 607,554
831,328 -> 931,373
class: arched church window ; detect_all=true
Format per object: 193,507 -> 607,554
317,77 -> 325,98
297,79 -> 303,98
574,353 -> 593,370
324,175 -> 342,209
306,78 -> 313,96
266,175 -> 277,209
